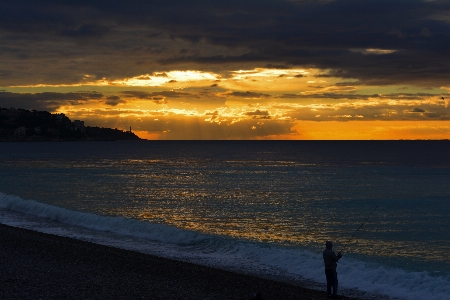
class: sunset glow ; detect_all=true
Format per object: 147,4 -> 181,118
1,1 -> 450,140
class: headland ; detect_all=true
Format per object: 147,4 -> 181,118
0,107 -> 141,141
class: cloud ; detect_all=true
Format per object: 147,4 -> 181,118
349,48 -> 398,55
0,91 -> 104,110
60,23 -> 110,39
229,91 -> 271,98
0,91 -> 103,101
276,92 -> 440,100
285,98 -> 450,121
1,0 -> 450,140
1,0 -> 450,87
120,90 -> 196,103
245,109 -> 270,116
105,95 -> 126,106
245,109 -> 271,119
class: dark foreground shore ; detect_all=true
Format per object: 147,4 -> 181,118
0,224 -> 362,300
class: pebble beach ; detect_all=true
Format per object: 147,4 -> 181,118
0,224 -> 364,300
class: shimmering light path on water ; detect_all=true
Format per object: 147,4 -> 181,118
1,141 -> 449,273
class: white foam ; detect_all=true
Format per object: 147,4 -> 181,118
283,250 -> 450,300
0,192 -> 207,245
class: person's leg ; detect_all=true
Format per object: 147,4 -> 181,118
333,270 -> 338,296
325,269 -> 334,296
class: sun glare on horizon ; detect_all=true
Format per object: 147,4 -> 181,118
2,66 -> 450,140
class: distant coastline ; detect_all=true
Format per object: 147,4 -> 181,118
0,107 -> 141,141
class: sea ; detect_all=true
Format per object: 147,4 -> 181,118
0,141 -> 449,300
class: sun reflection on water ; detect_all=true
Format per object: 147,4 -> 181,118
2,142 -> 449,266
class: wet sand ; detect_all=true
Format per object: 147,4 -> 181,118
0,224 -> 363,299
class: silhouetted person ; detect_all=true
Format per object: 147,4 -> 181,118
323,241 -> 342,298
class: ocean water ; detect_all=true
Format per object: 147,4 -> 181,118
0,141 -> 449,300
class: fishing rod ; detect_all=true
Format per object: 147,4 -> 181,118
341,205 -> 379,252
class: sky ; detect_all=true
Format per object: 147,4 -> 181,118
1,0 -> 450,140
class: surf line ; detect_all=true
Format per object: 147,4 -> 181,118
341,205 -> 379,252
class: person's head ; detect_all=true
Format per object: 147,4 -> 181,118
325,241 -> 333,250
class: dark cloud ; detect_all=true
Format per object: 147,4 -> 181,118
1,0 -> 450,86
61,23 -> 110,39
276,92 -> 440,100
148,0 -> 450,86
0,91 -> 103,101
264,63 -> 291,69
120,91 -> 167,104
105,95 -> 125,106
245,109 -> 272,119
286,100 -> 450,122
245,109 -> 270,116
119,88 -> 228,107
154,72 -> 169,78
230,91 -> 271,98
0,91 -> 104,110
120,90 -> 196,100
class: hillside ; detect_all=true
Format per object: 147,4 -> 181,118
0,107 -> 141,141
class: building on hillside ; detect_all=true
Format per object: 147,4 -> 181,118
72,120 -> 85,132
47,128 -> 60,136
55,113 -> 65,122
14,126 -> 26,135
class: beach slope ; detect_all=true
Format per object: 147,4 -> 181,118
0,224 -> 361,299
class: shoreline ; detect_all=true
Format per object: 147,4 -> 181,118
0,223 -> 364,300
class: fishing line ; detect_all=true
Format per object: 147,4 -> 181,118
341,205 -> 379,252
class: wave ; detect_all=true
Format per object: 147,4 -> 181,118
1,192 -> 449,300
0,192 -> 208,245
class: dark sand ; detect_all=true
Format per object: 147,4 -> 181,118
0,224 -> 363,299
